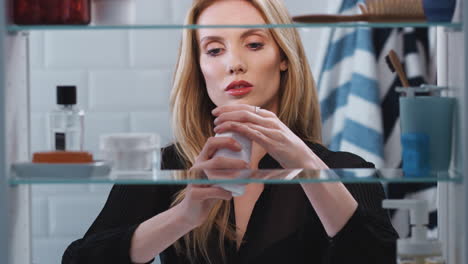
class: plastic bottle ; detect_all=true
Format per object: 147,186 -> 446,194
382,199 -> 445,264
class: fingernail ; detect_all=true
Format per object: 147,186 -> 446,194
212,108 -> 219,115
214,118 -> 218,124
214,126 -> 219,132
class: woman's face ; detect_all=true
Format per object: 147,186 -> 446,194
196,1 -> 287,112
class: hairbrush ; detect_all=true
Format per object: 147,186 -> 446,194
385,49 -> 410,88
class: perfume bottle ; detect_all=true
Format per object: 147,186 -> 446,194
49,86 -> 85,151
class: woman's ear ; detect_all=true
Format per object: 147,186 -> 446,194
280,59 -> 288,71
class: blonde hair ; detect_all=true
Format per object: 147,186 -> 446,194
169,0 -> 322,262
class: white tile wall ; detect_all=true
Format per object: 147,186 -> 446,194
30,70 -> 89,112
129,30 -> 180,68
89,69 -> 172,111
49,194 -> 108,236
29,1 -> 329,263
44,31 -> 130,69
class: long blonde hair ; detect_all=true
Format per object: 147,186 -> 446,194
169,0 -> 322,262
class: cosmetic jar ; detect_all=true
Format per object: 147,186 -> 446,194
100,133 -> 160,171
14,0 -> 91,25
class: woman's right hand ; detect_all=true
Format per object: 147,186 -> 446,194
176,136 -> 249,228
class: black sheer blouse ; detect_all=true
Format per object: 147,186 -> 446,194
63,142 -> 398,264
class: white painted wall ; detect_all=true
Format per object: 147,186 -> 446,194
28,1 -> 330,263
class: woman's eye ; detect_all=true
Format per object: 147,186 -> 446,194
247,42 -> 264,50
207,48 -> 223,56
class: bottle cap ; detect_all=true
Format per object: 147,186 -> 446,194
57,85 -> 77,105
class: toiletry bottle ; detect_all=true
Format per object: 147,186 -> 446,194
212,132 -> 252,197
49,85 -> 85,151
213,132 -> 252,164
14,0 -> 91,25
382,200 -> 445,264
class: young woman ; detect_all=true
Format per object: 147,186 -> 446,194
63,1 -> 398,263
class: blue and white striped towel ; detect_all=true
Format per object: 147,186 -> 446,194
317,0 -> 384,168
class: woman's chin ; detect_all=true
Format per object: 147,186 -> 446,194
224,97 -> 257,106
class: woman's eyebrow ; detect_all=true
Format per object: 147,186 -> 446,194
199,28 -> 269,45
240,28 -> 269,39
199,35 -> 224,45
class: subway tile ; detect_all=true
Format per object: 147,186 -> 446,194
135,0 -> 172,24
88,184 -> 113,194
170,0 -> 193,24
30,113 -> 47,153
32,185 -> 89,196
298,28 -> 324,77
30,70 -> 89,112
129,111 -> 173,146
283,0 -> 329,16
31,197 -> 48,237
32,237 -> 77,264
44,31 -> 129,69
30,32 -> 45,69
89,70 -> 172,112
130,30 -> 180,68
49,195 -> 108,237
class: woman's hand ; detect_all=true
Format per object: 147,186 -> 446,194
177,136 -> 250,228
191,136 -> 250,170
175,184 -> 232,228
212,104 -> 328,169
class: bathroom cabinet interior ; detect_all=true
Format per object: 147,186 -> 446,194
0,2 -> 467,263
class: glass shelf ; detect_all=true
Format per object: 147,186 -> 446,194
9,167 -> 462,185
6,22 -> 462,32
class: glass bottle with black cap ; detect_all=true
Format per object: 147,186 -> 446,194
48,85 -> 85,151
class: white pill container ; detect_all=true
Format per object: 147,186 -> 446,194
100,133 -> 160,171
213,132 -> 252,163
212,132 -> 252,196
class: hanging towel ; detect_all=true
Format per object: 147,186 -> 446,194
317,0 -> 384,168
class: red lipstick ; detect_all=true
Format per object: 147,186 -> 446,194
225,80 -> 253,96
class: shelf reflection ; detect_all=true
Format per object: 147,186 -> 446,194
9,168 -> 461,185
7,22 -> 462,32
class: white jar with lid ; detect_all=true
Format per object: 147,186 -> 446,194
100,133 -> 160,171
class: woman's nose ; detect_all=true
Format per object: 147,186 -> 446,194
229,63 -> 247,74
226,50 -> 248,74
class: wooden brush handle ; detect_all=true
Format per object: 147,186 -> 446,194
388,50 -> 410,87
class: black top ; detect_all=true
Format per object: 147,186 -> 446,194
62,142 -> 398,264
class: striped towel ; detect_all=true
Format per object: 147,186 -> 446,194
315,0 -> 437,237
317,0 -> 384,168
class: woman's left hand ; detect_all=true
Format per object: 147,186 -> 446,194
212,104 -> 328,169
